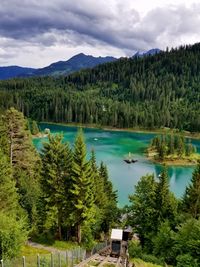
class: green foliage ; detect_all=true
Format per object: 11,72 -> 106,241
128,240 -> 142,258
0,149 -> 19,215
173,218 -> 200,264
0,212 -> 28,260
30,120 -> 40,135
182,162 -> 200,218
152,221 -> 175,264
129,167 -> 178,262
176,254 -> 198,267
41,134 -> 72,239
139,254 -> 164,266
155,167 -> 178,227
1,108 -> 42,224
70,129 -> 95,243
129,174 -> 157,246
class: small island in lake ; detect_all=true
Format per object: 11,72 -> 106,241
147,133 -> 200,165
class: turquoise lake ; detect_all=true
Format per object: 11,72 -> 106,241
33,123 -> 200,207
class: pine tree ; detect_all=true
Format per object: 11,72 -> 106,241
182,162 -> 200,218
129,174 -> 157,247
90,150 -> 105,207
1,108 -> 41,224
70,129 -> 94,243
156,166 -> 177,226
99,162 -> 118,233
31,120 -> 39,135
0,149 -> 27,260
41,134 -> 72,240
0,149 -> 19,215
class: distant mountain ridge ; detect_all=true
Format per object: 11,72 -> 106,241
0,66 -> 36,80
133,48 -> 161,57
0,53 -> 117,80
0,49 -> 161,80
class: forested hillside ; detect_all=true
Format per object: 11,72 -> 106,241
0,43 -> 200,131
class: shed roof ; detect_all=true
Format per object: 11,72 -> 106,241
111,229 -> 123,240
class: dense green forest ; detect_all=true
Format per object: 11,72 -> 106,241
0,43 -> 200,131
1,108 -> 200,267
0,108 -> 118,259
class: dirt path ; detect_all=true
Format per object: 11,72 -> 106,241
27,240 -> 69,255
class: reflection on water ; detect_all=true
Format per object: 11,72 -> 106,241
33,123 -> 199,207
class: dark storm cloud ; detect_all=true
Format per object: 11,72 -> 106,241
0,0 -> 200,54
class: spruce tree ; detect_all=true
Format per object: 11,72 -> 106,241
0,149 -> 19,215
99,162 -> 118,233
0,149 -> 27,260
183,162 -> 200,218
70,129 -> 94,243
1,108 -> 41,224
129,174 -> 157,247
156,166 -> 178,227
41,134 -> 72,240
31,120 -> 39,135
90,150 -> 105,207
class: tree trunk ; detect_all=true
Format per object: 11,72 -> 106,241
77,224 -> 81,244
58,211 -> 62,240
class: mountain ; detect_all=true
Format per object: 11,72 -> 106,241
133,48 -> 161,57
32,53 -> 117,77
0,53 -> 117,80
0,66 -> 36,80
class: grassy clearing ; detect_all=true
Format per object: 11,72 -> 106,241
32,235 -> 79,250
131,258 -> 162,267
50,240 -> 79,250
20,245 -> 49,256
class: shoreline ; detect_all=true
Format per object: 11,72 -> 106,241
38,122 -> 200,140
147,157 -> 198,166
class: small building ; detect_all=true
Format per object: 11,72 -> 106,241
110,229 -> 123,257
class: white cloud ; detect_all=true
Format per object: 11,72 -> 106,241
0,0 -> 199,67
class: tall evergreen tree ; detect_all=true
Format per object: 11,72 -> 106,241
41,134 -> 72,240
0,149 -> 19,215
70,129 -> 94,243
129,174 -> 157,247
0,108 -> 41,224
156,167 -> 178,227
99,162 -> 118,233
31,120 -> 39,135
182,162 -> 200,218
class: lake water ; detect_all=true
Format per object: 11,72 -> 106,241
33,123 -> 200,207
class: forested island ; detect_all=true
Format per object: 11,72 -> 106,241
147,133 -> 200,165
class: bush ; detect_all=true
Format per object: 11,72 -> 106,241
0,212 -> 28,259
81,224 -> 96,250
141,254 -> 164,266
128,240 -> 142,258
176,254 -> 198,267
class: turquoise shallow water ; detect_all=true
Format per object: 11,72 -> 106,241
33,123 -> 200,207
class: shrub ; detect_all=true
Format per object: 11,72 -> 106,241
128,240 -> 142,258
176,254 -> 198,267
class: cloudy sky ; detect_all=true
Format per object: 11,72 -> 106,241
0,0 -> 200,67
